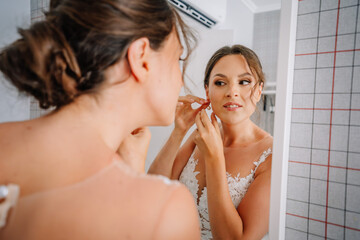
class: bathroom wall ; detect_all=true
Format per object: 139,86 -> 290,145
286,0 -> 360,239
0,0 -> 31,123
252,9 -> 281,136
253,10 -> 280,86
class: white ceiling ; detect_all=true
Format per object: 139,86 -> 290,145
242,0 -> 281,13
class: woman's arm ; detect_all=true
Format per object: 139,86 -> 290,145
194,110 -> 271,239
147,95 -> 208,178
147,127 -> 188,178
236,158 -> 272,239
206,155 -> 272,240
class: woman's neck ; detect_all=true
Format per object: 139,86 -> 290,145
221,119 -> 263,148
41,93 -> 136,154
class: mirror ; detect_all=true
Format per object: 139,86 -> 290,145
147,0 -> 282,166
146,1 -> 288,239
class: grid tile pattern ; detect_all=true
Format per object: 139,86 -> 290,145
30,0 -> 50,119
286,0 -> 360,239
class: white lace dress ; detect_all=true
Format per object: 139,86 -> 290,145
179,148 -> 272,240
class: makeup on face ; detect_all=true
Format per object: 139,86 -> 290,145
206,55 -> 261,124
223,102 -> 243,111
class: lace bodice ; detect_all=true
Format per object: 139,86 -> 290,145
179,148 -> 272,240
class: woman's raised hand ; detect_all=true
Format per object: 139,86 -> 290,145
117,127 -> 151,173
194,110 -> 224,161
175,95 -> 209,134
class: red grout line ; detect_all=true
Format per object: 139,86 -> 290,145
325,1 -> 341,238
292,108 -> 360,111
289,160 -> 360,171
286,213 -> 360,232
296,49 -> 360,56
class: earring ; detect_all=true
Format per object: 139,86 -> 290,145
207,104 -> 211,110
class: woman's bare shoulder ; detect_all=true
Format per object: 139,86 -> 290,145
256,126 -> 273,142
151,183 -> 200,240
252,128 -> 273,176
0,121 -> 24,139
0,121 -> 35,164
0,121 -> 29,164
0,120 -> 36,147
254,146 -> 273,177
254,126 -> 273,151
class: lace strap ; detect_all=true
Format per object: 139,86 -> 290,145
0,184 -> 20,228
253,148 -> 272,173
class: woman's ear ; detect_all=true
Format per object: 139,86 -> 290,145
205,86 -> 210,101
253,82 -> 263,102
127,37 -> 151,83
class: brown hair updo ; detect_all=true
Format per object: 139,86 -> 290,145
0,0 -> 193,109
203,45 -> 265,90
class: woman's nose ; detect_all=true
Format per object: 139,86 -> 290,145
226,85 -> 239,98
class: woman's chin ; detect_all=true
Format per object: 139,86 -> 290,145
153,112 -> 175,126
217,114 -> 246,125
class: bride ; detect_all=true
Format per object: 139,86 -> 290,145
149,45 -> 273,240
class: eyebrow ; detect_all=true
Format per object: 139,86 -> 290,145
212,73 -> 253,78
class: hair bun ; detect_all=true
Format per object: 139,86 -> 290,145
0,20 -> 81,109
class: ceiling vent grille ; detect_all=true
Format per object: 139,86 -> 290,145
168,0 -> 223,28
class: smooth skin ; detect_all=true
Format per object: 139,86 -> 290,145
0,31 -> 200,240
149,54 -> 272,240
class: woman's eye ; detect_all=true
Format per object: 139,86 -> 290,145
239,80 -> 251,85
214,81 -> 225,86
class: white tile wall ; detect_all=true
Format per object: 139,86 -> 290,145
286,0 -> 360,239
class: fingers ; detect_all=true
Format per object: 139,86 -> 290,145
178,96 -> 194,103
178,95 -> 208,105
199,109 -> 211,129
176,102 -> 184,108
131,127 -> 151,138
195,110 -> 205,131
211,113 -> 221,135
131,127 -> 144,135
195,109 -> 213,131
177,95 -> 209,117
192,102 -> 209,116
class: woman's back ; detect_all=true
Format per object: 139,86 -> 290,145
0,120 -> 200,240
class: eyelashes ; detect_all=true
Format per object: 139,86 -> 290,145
214,80 -> 225,86
239,80 -> 251,85
214,80 -> 252,86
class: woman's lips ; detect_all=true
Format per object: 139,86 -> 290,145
223,102 -> 242,111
